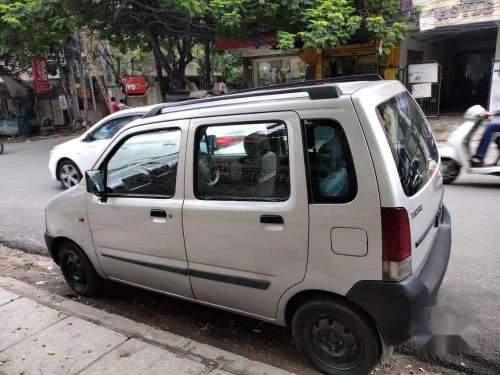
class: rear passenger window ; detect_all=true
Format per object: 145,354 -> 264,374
195,122 -> 290,201
304,120 -> 357,203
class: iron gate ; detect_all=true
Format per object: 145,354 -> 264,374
398,61 -> 442,118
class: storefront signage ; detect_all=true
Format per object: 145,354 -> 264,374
122,76 -> 147,94
412,83 -> 432,98
427,0 -> 494,22
58,95 -> 68,110
416,0 -> 500,30
408,63 -> 439,84
31,55 -> 50,93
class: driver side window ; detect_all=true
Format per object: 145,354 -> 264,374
104,129 -> 181,197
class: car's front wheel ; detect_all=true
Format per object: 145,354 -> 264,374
292,298 -> 381,375
57,159 -> 82,189
59,241 -> 103,297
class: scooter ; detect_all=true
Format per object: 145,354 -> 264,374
440,105 -> 500,184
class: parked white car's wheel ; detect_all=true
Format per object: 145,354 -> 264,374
292,298 -> 381,375
57,159 -> 82,189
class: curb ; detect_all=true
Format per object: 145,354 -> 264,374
0,277 -> 294,375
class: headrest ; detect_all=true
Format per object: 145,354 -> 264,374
244,131 -> 271,158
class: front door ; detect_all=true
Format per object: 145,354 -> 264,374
86,121 -> 193,298
183,112 -> 308,319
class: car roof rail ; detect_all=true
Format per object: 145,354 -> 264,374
233,74 -> 384,94
143,84 -> 343,119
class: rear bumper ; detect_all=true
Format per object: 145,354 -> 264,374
346,205 -> 452,346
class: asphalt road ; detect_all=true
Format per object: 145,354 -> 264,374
0,136 -> 499,372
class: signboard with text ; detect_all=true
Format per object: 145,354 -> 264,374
416,0 -> 499,28
31,55 -> 50,93
122,76 -> 147,95
408,63 -> 439,84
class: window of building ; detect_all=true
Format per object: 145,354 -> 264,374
254,57 -> 305,87
303,120 -> 357,203
105,129 -> 181,197
195,122 -> 290,201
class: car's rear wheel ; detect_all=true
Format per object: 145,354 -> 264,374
292,298 -> 381,375
57,159 -> 82,189
59,241 -> 103,297
0,142 -> 3,155
441,158 -> 460,184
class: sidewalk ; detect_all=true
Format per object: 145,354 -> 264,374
0,277 -> 292,375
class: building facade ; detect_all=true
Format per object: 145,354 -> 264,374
400,0 -> 500,112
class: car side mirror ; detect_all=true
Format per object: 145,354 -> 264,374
85,170 -> 106,202
83,133 -> 94,142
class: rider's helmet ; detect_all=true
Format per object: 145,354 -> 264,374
463,105 -> 486,120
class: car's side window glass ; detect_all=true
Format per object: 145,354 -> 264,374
304,120 -> 357,203
195,122 -> 290,201
92,115 -> 142,141
104,129 -> 181,197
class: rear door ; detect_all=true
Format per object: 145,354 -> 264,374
183,112 -> 308,319
374,92 -> 442,273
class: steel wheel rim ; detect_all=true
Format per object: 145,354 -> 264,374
60,164 -> 80,187
65,251 -> 87,290
304,316 -> 363,370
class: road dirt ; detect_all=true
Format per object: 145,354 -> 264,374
0,244 -> 469,375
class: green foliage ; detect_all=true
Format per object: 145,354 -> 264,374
0,0 -> 78,76
193,46 -> 243,89
209,0 -> 409,56
363,0 -> 408,55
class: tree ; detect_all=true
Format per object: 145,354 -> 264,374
77,1 -> 212,93
0,0 -> 78,79
210,0 -> 409,55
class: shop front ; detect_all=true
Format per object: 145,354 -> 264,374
400,0 -> 500,113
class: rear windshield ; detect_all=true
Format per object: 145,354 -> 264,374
376,92 -> 439,196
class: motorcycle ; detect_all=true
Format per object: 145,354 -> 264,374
440,105 -> 500,184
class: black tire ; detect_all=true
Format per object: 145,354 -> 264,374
292,298 -> 381,375
441,158 -> 460,184
59,241 -> 103,297
57,159 -> 82,189
0,142 -> 3,155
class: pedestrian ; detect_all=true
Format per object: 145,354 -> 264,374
471,110 -> 500,166
118,98 -> 131,111
108,97 -> 119,113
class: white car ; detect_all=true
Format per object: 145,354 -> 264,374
49,107 -> 152,189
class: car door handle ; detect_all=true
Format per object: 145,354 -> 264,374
151,209 -> 167,218
260,215 -> 284,224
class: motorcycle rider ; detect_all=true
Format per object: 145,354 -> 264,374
471,110 -> 500,166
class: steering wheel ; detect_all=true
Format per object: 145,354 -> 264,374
198,152 -> 220,186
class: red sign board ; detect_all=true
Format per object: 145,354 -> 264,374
122,76 -> 147,95
31,55 -> 50,93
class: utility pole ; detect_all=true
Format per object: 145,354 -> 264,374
205,39 -> 211,91
75,31 -> 89,124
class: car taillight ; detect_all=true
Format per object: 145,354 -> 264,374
381,207 -> 412,281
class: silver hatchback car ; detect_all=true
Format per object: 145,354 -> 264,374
45,76 -> 451,375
